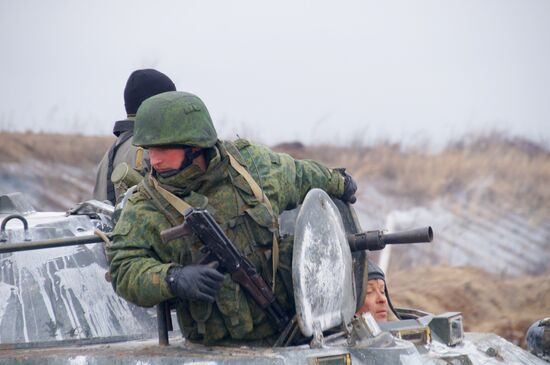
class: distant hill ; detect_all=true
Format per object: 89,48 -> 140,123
0,132 -> 113,209
2,131 -> 548,217
0,132 -> 113,166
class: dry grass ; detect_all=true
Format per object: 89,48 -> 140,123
273,132 -> 550,220
0,131 -> 114,167
2,131 -> 548,219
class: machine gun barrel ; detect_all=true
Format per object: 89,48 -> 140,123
347,226 -> 433,252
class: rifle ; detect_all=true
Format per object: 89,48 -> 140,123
160,208 -> 289,331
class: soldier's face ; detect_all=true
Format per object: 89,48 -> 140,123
357,279 -> 388,322
149,147 -> 185,173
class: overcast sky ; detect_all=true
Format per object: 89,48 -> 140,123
1,0 -> 549,146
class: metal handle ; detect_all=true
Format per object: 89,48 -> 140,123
0,214 -> 31,242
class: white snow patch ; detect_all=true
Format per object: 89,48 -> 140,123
53,262 -> 143,336
12,246 -> 81,272
68,356 -> 88,365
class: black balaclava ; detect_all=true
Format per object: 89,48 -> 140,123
124,69 -> 176,116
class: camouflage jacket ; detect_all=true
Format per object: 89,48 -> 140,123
107,139 -> 345,344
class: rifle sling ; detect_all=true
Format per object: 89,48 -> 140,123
150,177 -> 192,216
226,152 -> 279,293
142,176 -> 179,226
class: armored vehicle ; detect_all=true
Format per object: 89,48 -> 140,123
0,190 -> 546,364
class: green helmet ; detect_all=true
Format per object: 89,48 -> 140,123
133,91 -> 218,148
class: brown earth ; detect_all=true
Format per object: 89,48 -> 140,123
390,265 -> 550,347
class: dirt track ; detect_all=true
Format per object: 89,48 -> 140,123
390,265 -> 550,347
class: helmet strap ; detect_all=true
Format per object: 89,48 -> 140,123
180,147 -> 204,171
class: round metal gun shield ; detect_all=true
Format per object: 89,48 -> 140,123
292,189 -> 356,337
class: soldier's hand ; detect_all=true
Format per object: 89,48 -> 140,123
165,265 -> 224,303
340,169 -> 358,204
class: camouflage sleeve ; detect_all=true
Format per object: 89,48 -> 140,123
275,152 -> 345,210
240,142 -> 345,213
107,198 -> 175,308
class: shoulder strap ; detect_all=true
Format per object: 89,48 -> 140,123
135,147 -> 144,171
150,176 -> 192,216
106,132 -> 134,205
226,150 -> 280,292
227,154 -> 271,209
141,176 -> 180,226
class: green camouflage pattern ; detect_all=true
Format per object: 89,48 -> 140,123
133,91 -> 218,148
107,139 -> 346,344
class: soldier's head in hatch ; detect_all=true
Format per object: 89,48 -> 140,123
357,260 -> 388,322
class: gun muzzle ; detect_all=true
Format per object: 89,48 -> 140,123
348,226 -> 433,252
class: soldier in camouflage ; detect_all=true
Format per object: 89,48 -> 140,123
107,91 -> 358,345
356,260 -> 388,322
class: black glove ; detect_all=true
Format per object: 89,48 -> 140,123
339,169 -> 357,204
165,264 -> 225,303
